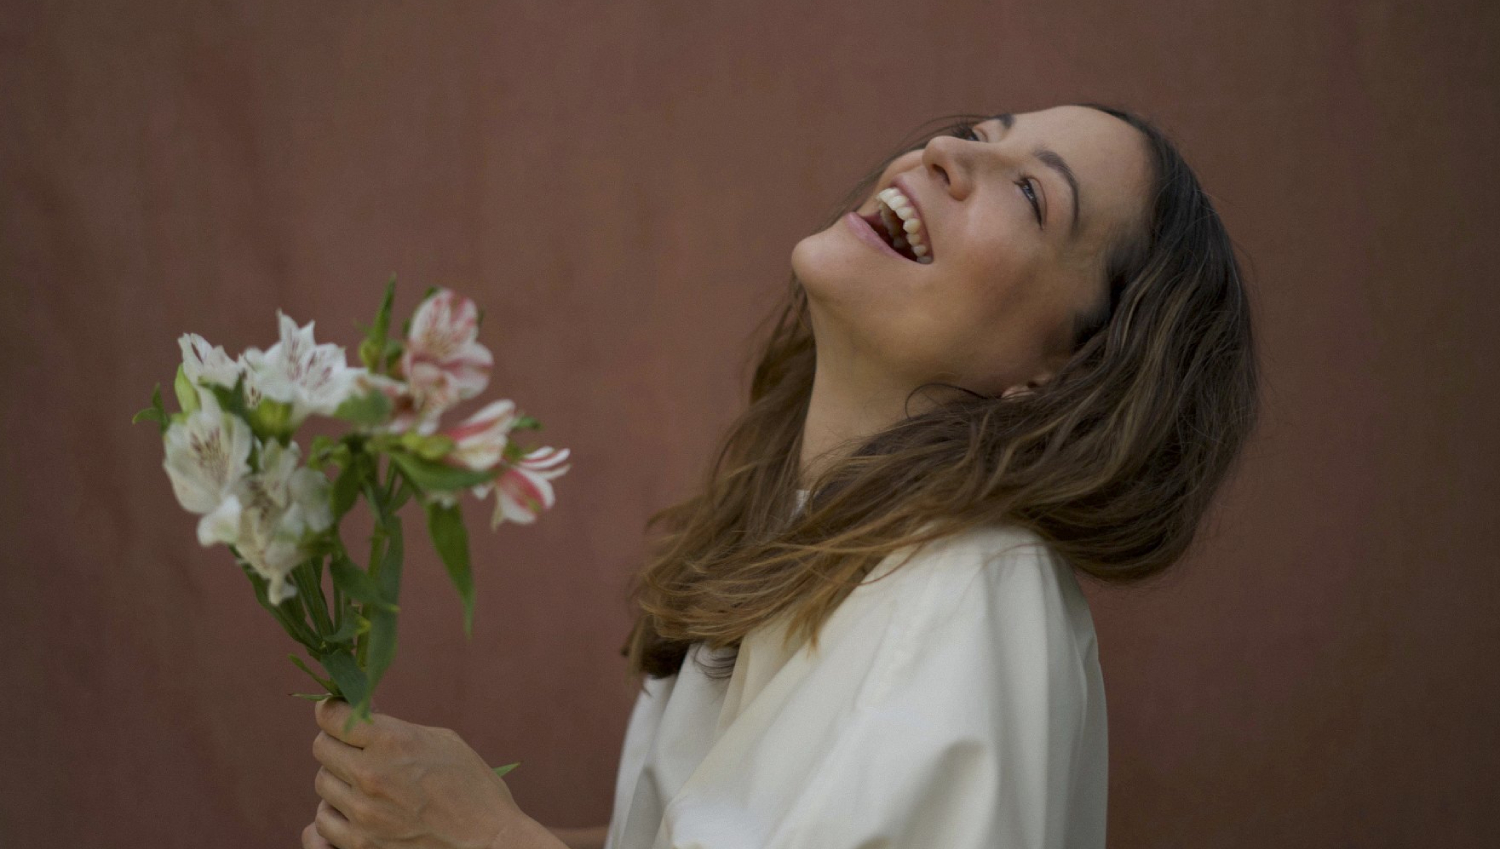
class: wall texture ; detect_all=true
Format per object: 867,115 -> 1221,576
2,1 -> 1495,846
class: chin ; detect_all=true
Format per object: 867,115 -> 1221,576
791,225 -> 863,300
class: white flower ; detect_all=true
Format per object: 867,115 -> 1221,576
226,439 -> 334,605
178,333 -> 262,407
179,334 -> 240,388
162,387 -> 254,547
241,311 -> 366,429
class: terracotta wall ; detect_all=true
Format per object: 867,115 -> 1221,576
2,1 -> 1494,845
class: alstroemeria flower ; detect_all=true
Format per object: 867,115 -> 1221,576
162,386 -> 254,547
179,333 -> 238,387
398,289 -> 493,426
179,333 -> 264,408
242,311 -> 366,429
351,371 -> 439,436
476,445 -> 571,529
417,399 -> 520,509
225,439 -> 334,605
443,399 -> 519,471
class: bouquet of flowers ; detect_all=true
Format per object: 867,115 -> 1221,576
133,276 -> 569,762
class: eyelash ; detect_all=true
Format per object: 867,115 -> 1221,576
948,122 -> 1043,226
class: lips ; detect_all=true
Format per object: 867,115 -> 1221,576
850,175 -> 933,263
845,211 -> 909,261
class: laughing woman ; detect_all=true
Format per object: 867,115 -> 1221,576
602,103 -> 1258,849
307,103 -> 1259,849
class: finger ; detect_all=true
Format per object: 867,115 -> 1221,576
315,698 -> 377,748
314,765 -> 364,818
312,730 -> 366,787
314,798 -> 356,849
302,819 -> 337,849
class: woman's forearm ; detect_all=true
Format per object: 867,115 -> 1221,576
546,824 -> 610,849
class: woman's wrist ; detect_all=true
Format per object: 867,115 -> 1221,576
545,824 -> 611,849
490,814 -> 572,849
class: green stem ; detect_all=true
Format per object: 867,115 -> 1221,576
296,558 -> 335,638
279,591 -> 323,649
330,538 -> 348,633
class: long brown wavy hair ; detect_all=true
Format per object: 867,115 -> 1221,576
622,104 -> 1261,681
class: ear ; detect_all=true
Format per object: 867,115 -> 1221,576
1000,365 -> 1059,399
1000,380 -> 1036,400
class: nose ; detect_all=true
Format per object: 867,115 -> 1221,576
920,134 -> 974,201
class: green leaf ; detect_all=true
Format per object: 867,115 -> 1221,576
492,762 -> 521,779
389,476 -> 413,512
315,650 -> 369,724
509,413 -> 542,433
359,275 -> 397,373
386,449 -> 497,493
288,692 -> 335,701
363,518 -> 403,699
375,516 -> 404,612
426,501 -> 475,638
330,459 -> 363,521
174,364 -> 200,415
291,561 -> 335,636
382,339 -> 405,372
322,609 -> 369,647
399,430 -> 456,462
237,556 -> 320,650
329,554 -> 397,612
309,436 -> 354,474
207,374 -> 254,423
332,390 -> 392,426
288,653 -> 336,691
132,384 -> 169,434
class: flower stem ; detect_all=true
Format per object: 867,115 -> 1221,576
296,558 -> 335,638
279,591 -> 323,649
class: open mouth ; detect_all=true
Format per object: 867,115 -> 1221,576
859,186 -> 933,264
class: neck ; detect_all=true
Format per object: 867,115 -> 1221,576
799,349 -> 929,488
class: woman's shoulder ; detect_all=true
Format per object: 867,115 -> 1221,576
866,519 -> 1074,604
856,520 -> 1096,661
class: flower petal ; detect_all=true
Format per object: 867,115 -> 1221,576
162,391 -> 253,515
196,494 -> 243,547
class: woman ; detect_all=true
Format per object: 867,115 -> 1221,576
305,103 -> 1260,849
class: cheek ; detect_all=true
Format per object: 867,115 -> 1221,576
922,231 -> 1047,371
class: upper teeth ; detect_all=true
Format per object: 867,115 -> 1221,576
876,187 -> 932,263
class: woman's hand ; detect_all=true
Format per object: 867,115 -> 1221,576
304,697 -> 563,849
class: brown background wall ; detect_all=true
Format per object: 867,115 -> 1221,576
2,1 -> 1495,846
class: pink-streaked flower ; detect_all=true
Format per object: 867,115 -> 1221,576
242,311 -> 367,429
398,289 -> 493,425
442,399 -> 519,471
475,446 -> 571,529
418,400 -> 520,510
349,371 -> 433,435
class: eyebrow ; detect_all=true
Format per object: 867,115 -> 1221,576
992,113 -> 1083,237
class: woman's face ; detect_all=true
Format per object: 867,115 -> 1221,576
790,105 -> 1152,397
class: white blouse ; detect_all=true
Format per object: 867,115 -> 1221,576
603,490 -> 1108,849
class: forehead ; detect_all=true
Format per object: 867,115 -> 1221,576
987,105 -> 1152,243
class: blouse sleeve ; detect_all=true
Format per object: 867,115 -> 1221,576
662,527 -> 1109,849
